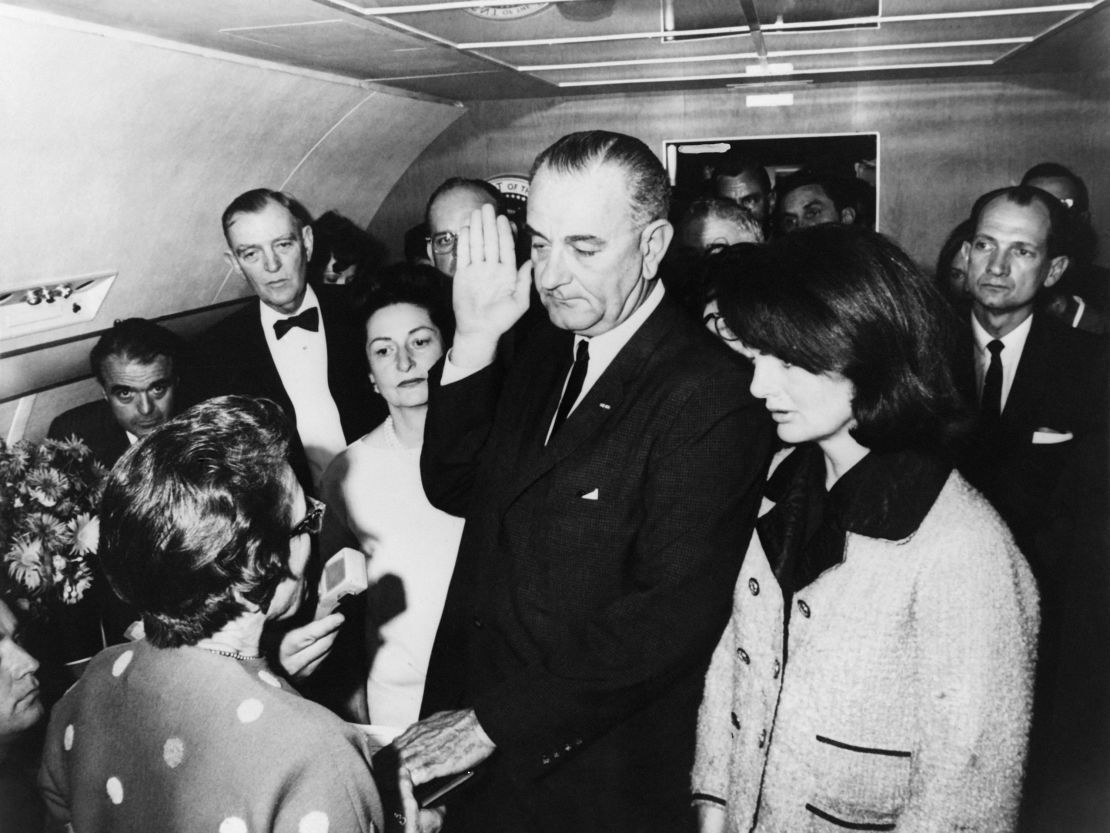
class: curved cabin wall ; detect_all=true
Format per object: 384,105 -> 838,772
370,7 -> 1109,274
0,8 -> 462,441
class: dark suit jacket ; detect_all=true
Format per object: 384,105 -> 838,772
47,401 -> 138,644
953,311 -> 1108,578
419,296 -> 774,833
47,400 -> 129,469
194,291 -> 385,488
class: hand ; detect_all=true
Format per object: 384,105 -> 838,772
450,204 -> 533,369
277,612 -> 344,679
393,709 -> 496,786
387,765 -> 447,833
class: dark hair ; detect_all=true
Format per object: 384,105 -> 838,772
713,158 -> 772,195
775,169 -> 863,219
967,185 -> 1071,259
530,130 -> 670,227
680,198 -> 764,244
358,262 -> 455,344
310,210 -> 377,275
221,189 -> 313,244
717,225 -> 964,453
98,396 -> 296,648
702,242 -> 767,302
89,318 -> 182,384
1021,162 -> 1089,214
425,178 -> 504,227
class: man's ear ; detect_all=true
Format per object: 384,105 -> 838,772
640,219 -> 674,281
839,206 -> 857,226
301,224 -> 314,261
224,250 -> 242,276
1043,255 -> 1070,290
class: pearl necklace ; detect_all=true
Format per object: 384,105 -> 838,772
197,645 -> 262,662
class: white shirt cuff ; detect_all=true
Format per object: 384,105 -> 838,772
440,348 -> 491,385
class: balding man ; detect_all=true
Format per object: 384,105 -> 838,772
425,177 -> 505,278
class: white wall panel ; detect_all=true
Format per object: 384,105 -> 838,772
0,8 -> 461,435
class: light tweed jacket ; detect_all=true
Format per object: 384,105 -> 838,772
693,464 -> 1039,832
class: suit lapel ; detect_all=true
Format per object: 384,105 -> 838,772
244,302 -> 295,416
98,403 -> 131,463
501,299 -> 679,505
1000,313 -> 1049,430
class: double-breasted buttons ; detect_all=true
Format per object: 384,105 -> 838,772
748,578 -> 760,596
772,658 -> 781,679
730,712 -> 740,729
797,599 -> 811,618
472,617 -> 484,629
736,647 -> 750,665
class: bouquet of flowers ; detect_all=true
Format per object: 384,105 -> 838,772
0,436 -> 107,613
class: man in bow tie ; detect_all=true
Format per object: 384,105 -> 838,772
197,189 -> 382,492
394,132 -> 773,833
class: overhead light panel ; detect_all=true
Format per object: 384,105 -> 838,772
745,62 -> 793,76
746,93 -> 794,107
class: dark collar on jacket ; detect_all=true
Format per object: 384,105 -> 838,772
757,443 -> 951,607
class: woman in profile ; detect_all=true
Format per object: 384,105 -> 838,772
693,226 -> 1039,832
39,396 -> 384,832
320,264 -> 463,730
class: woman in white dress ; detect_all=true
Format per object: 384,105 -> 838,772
320,265 -> 463,730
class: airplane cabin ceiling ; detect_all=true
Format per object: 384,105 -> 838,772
3,0 -> 1106,101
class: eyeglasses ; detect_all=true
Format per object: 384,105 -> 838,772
703,311 -> 740,342
425,231 -> 458,255
289,496 -> 325,538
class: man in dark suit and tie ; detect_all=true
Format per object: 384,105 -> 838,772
49,318 -> 182,467
197,189 -> 383,492
954,185 -> 1109,830
954,184 -> 1107,576
394,131 -> 774,832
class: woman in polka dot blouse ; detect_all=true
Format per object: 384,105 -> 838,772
39,396 -> 385,832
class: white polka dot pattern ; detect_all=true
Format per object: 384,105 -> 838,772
111,650 -> 134,677
298,811 -> 329,833
257,669 -> 282,688
106,776 -> 124,804
163,737 -> 185,768
219,817 -> 248,833
63,724 -> 74,751
236,698 -> 264,723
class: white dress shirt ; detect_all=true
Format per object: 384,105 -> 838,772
972,311 -> 1033,414
259,285 -> 347,488
442,282 -> 666,440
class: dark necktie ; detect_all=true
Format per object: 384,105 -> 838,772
273,307 -> 319,340
550,339 -> 590,439
981,339 -> 1004,420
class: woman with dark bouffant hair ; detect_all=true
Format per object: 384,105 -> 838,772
693,225 -> 1039,832
39,396 -> 383,832
319,264 -> 462,733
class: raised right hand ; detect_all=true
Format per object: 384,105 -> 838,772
450,204 -> 532,370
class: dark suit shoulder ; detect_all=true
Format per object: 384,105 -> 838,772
48,400 -> 128,466
198,300 -> 258,345
48,399 -> 111,437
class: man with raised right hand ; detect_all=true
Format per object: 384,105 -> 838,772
393,131 -> 773,833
